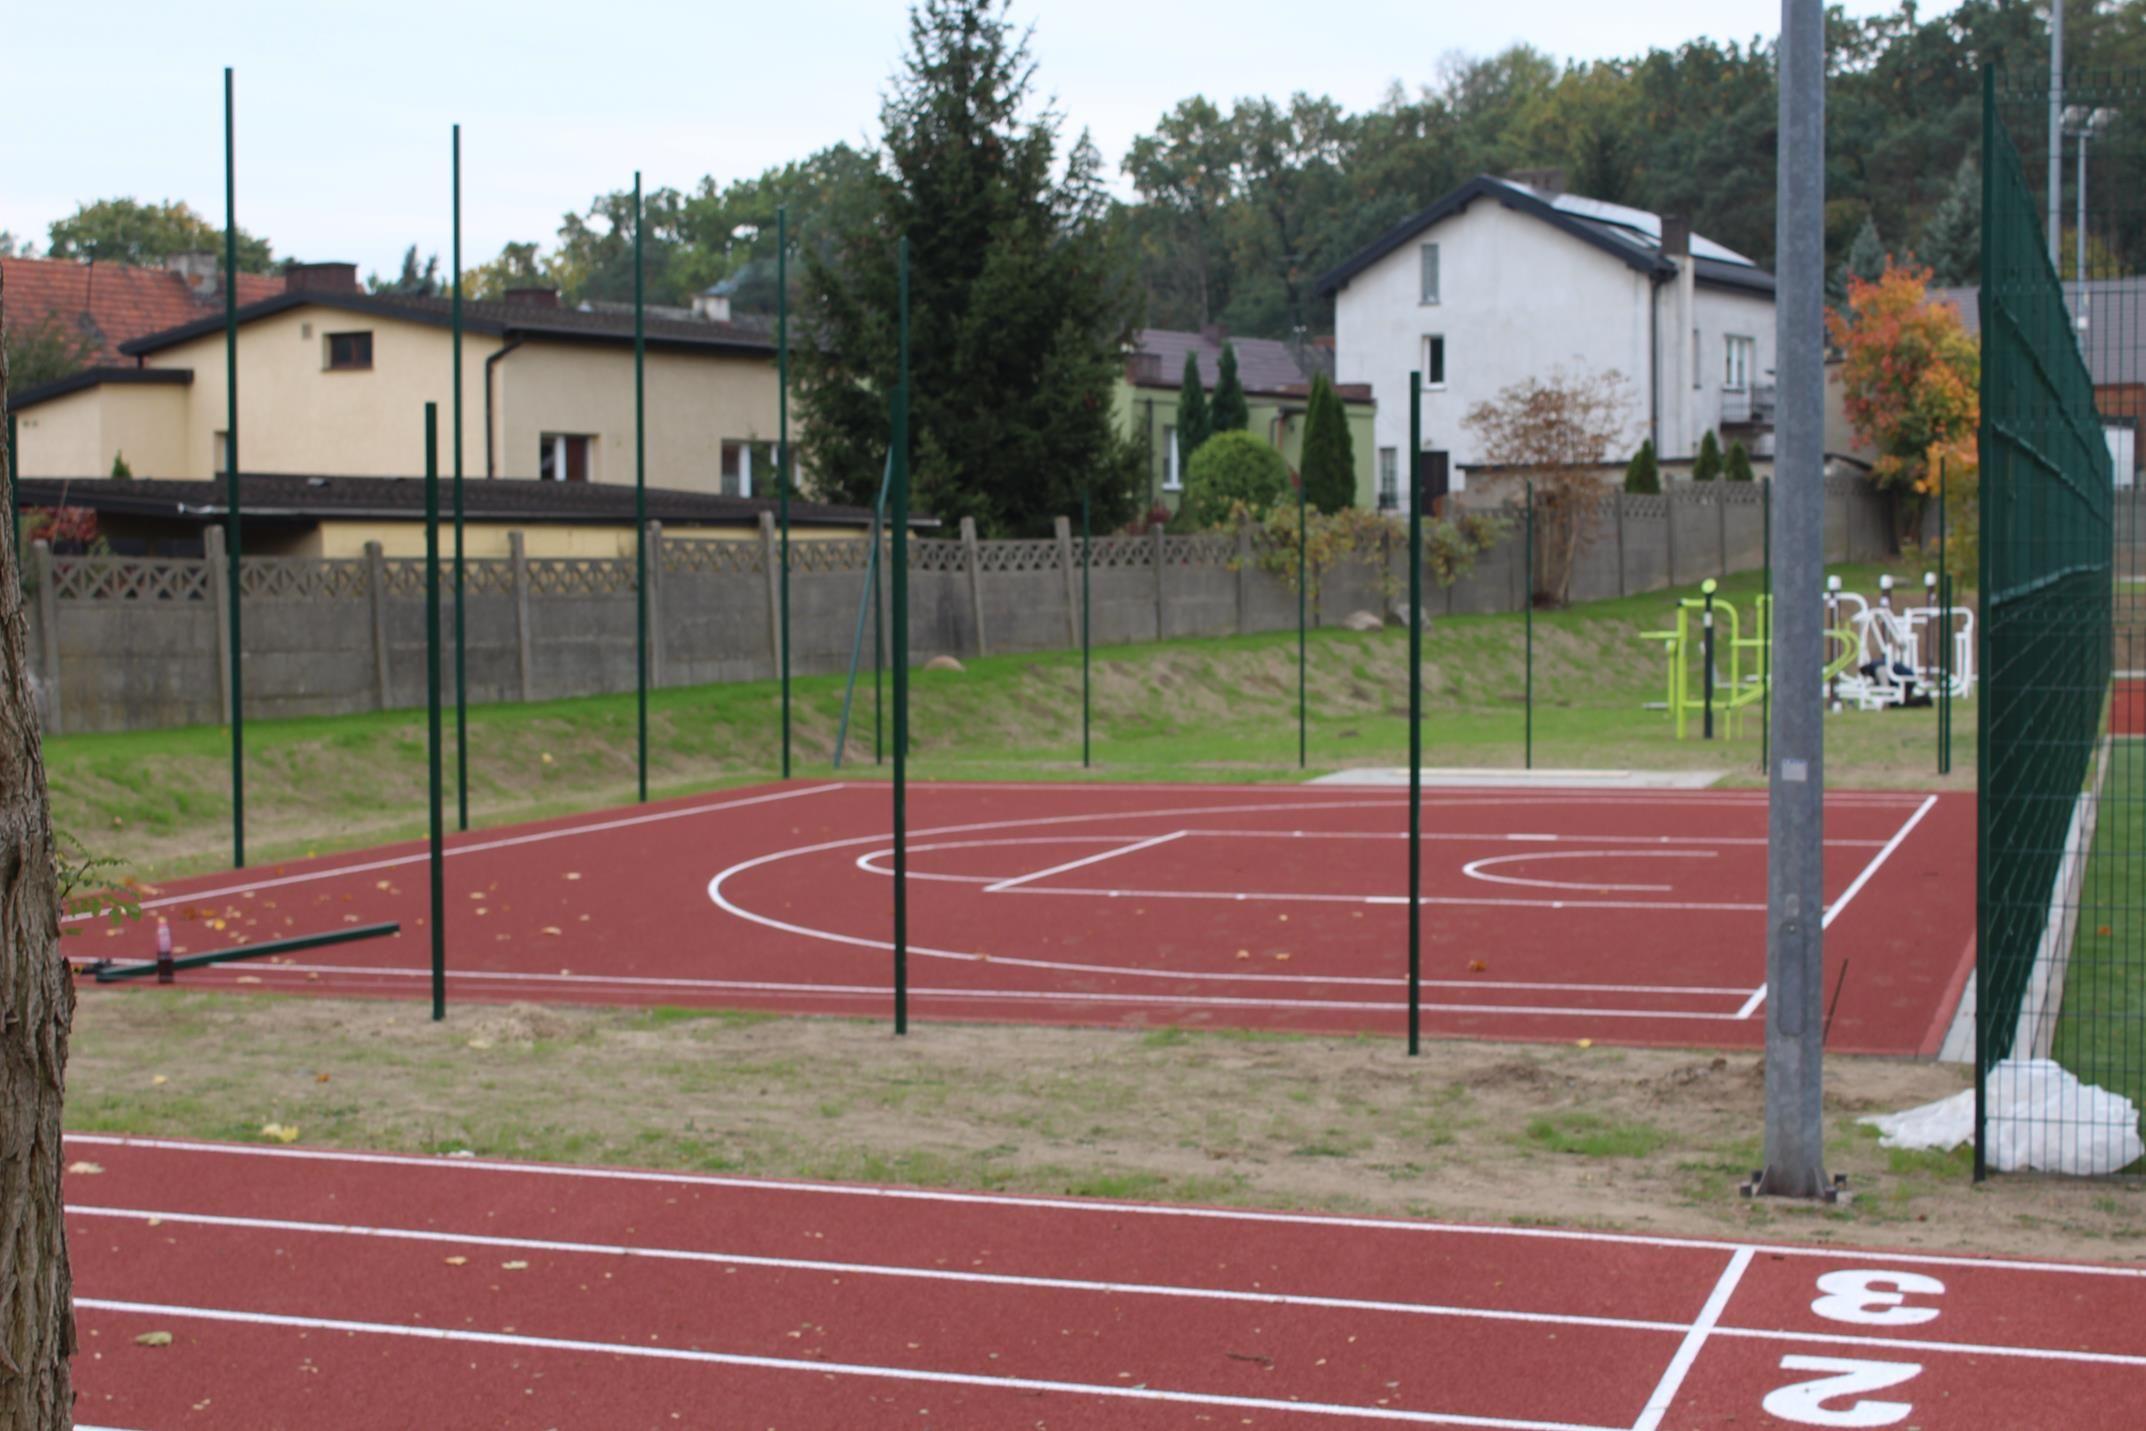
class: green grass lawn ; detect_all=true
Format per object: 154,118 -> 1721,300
47,555 -> 1971,881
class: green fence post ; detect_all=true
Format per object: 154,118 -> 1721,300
633,171 -> 648,804
1082,485 -> 1091,769
1524,479 -> 1534,769
891,236 -> 911,1036
778,205 -> 792,780
223,66 -> 246,870
1407,371 -> 1423,1057
874,537 -> 884,766
451,122 -> 468,832
1298,462 -> 1307,769
424,403 -> 446,1021
1938,468 -> 1950,776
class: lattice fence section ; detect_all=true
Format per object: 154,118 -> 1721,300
50,557 -> 211,603
1082,535 -> 1155,570
1619,494 -> 1670,521
239,559 -> 371,602
788,539 -> 874,574
1162,533 -> 1236,568
462,560 -> 518,596
663,540 -> 765,577
377,561 -> 427,598
974,539 -> 1062,575
908,539 -> 968,574
524,558 -> 638,597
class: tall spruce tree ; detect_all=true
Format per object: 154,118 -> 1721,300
1724,439 -> 1754,482
1299,374 -> 1356,513
1624,439 -> 1660,494
1692,429 -> 1723,481
1919,155 -> 1980,288
792,0 -> 1144,535
1210,341 -> 1249,432
1176,349 -> 1211,472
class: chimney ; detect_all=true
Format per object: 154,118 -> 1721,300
1659,214 -> 1692,260
691,285 -> 732,323
167,251 -> 221,299
283,261 -> 360,294
505,286 -> 559,309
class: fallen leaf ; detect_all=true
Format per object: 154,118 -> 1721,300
134,1331 -> 173,1348
540,752 -> 555,765
314,1072 -> 331,1084
443,1256 -> 468,1267
151,1074 -> 169,1086
1576,1038 -> 1594,1050
67,1161 -> 103,1176
564,872 -> 582,881
260,1123 -> 301,1144
1235,949 -> 1251,960
540,926 -> 563,937
501,1260 -> 529,1271
235,975 -> 262,984
1467,959 -> 1488,972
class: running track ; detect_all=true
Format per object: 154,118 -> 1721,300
65,1135 -> 2146,1430
75,781 -> 1976,1053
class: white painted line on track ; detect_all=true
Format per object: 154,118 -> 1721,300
982,830 -> 1186,892
66,1136 -> 2146,1279
71,1298 -> 1617,1430
1822,795 -> 1940,932
70,783 -> 848,922
1632,1248 -> 1753,1431
1459,849 -> 1714,894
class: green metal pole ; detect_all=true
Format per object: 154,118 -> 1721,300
892,236 -> 911,1037
1524,478 -> 1533,770
1082,486 -> 1091,769
873,538 -> 884,766
452,122 -> 468,832
1938,466 -> 1951,775
1407,371 -> 1423,1057
778,205 -> 792,780
633,171 -> 648,804
1298,464 -> 1307,769
1761,476 -> 1772,773
223,65 -> 246,870
424,403 -> 445,1021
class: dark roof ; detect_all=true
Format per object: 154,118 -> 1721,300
1315,175 -> 1774,298
118,289 -> 776,359
12,474 -> 924,530
9,366 -> 193,409
1128,328 -> 1372,402
1934,281 -> 2146,387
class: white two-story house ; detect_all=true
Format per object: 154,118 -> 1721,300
1318,175 -> 1777,508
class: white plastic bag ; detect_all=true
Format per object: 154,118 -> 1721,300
1860,1058 -> 2145,1175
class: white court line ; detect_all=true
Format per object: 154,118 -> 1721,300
1631,1248 -> 1753,1431
1735,794 -> 1941,1020
67,1204 -> 2146,1372
1460,850 -> 1714,894
983,830 -> 1186,893
1184,830 -> 1886,848
66,1136 -> 2146,1279
71,1297 -> 1613,1431
1000,883 -> 1765,915
70,783 -> 849,922
129,957 -> 1753,1002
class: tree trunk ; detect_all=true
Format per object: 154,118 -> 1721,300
0,260 -> 77,1427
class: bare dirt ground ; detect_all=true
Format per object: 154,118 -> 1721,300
67,990 -> 2146,1263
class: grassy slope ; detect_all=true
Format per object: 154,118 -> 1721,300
50,557 -> 1969,880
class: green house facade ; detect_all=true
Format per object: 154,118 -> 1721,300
1114,329 -> 1380,516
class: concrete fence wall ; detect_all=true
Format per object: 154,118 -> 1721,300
26,476 -> 1900,734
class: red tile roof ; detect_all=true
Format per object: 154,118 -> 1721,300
2,256 -> 284,366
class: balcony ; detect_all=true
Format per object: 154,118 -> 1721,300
1720,383 -> 1777,428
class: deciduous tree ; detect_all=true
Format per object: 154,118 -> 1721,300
1464,369 -> 1631,604
46,198 -> 272,272
1825,260 -> 1979,515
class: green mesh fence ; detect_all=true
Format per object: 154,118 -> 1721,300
1976,67 -> 2141,1177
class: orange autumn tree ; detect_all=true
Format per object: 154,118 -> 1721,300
1827,259 -> 1979,546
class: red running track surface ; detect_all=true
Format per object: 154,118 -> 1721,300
64,1135 -> 2146,1430
73,780 -> 1976,1053
2115,676 -> 2145,738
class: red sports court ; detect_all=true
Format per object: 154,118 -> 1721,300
78,779 -> 1974,1054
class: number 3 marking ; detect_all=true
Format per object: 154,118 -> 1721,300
1811,1269 -> 1946,1327
1762,1356 -> 1923,1427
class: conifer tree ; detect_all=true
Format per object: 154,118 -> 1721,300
1210,341 -> 1249,432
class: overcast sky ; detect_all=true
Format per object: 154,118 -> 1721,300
10,0 -> 1913,281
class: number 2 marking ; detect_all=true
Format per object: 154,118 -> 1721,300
1762,1356 -> 1923,1427
1810,1269 -> 1946,1327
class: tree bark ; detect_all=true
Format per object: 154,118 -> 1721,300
0,260 -> 77,1427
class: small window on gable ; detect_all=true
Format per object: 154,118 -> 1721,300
1419,243 -> 1441,305
325,331 -> 373,371
1423,335 -> 1446,389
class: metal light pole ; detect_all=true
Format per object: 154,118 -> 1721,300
633,171 -> 648,803
223,65 -> 246,870
778,206 -> 792,780
2062,106 -> 2115,331
451,123 -> 468,831
1755,0 -> 1832,1201
2048,0 -> 2065,265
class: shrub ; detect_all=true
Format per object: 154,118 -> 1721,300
1624,439 -> 1661,494
1299,374 -> 1357,514
1182,430 -> 1289,527
1725,440 -> 1754,482
1692,430 -> 1722,482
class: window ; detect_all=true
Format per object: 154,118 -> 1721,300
325,331 -> 373,371
1377,448 -> 1399,511
1724,335 -> 1755,391
1419,243 -> 1440,305
1422,335 -> 1446,389
721,439 -> 775,497
539,433 -> 592,482
1163,425 -> 1182,491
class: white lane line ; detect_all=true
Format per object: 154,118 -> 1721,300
983,831 -> 1187,893
1732,986 -> 1768,1020
1632,1248 -> 1753,1431
76,783 -> 850,922
1005,885 -> 1765,914
64,1136 -> 2146,1278
65,1204 -> 1684,1336
1459,850 -> 1714,894
1187,831 -> 1885,848
1821,794 -> 1939,932
1714,1324 -> 2146,1370
70,1298 -> 1616,1431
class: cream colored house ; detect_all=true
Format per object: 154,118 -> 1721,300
13,263 -> 787,498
